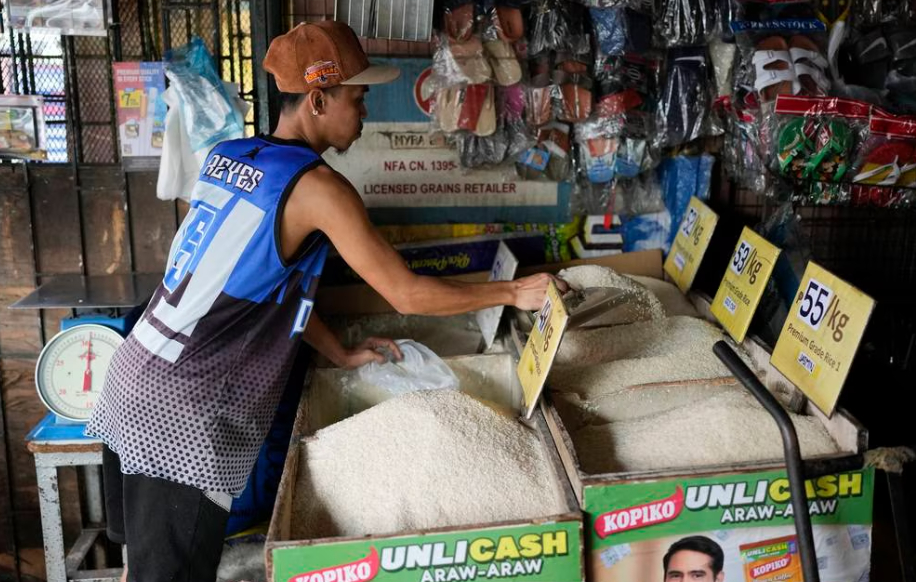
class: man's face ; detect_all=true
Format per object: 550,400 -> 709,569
665,550 -> 723,582
322,84 -> 368,152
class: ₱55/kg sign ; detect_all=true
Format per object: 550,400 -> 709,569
771,262 -> 875,416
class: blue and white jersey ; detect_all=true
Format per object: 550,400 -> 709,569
87,135 -> 328,495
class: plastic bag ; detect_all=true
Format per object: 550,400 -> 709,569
771,95 -> 870,203
574,116 -> 624,184
358,340 -> 459,394
164,37 -> 245,153
595,53 -> 660,139
516,122 -> 572,181
851,108 -> 916,206
657,0 -> 718,47
656,46 -> 714,148
528,0 -> 591,57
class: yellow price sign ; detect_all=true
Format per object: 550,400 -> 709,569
664,197 -> 719,293
711,228 -> 782,343
118,89 -> 143,109
771,262 -> 875,416
517,280 -> 569,419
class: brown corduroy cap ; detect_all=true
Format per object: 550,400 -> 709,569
264,21 -> 400,92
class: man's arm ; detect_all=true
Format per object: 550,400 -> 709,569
284,166 -> 562,316
302,312 -> 402,368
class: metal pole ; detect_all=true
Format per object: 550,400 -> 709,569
713,341 -> 821,582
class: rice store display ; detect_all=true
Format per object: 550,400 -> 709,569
503,259 -> 873,582
266,354 -> 584,582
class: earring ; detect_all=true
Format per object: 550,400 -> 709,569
312,109 -> 318,116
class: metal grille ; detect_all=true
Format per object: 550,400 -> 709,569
2,0 -> 259,164
0,28 -> 68,161
336,0 -> 433,41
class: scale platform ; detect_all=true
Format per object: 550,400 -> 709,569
9,273 -> 162,310
26,412 -> 94,443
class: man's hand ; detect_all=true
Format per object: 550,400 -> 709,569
340,337 -> 403,369
513,273 -> 569,311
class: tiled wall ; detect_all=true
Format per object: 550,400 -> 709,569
290,0 -> 434,56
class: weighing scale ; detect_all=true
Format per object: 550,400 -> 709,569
10,273 -> 161,439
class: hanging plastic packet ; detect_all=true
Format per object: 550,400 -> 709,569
529,0 -> 591,57
552,55 -> 594,124
434,84 -> 498,136
516,122 -> 572,181
164,37 -> 245,153
358,340 -> 460,395
595,53 -> 660,140
572,181 -> 616,215
442,0 -> 477,42
501,84 -> 535,158
525,55 -> 555,127
771,95 -> 870,203
590,6 -> 654,56
656,46 -> 715,148
574,116 -> 623,184
731,4 -> 830,106
657,0 -> 718,47
851,108 -> 916,206
433,31 -> 494,87
457,84 -> 532,168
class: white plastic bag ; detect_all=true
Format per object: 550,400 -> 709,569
358,340 -> 459,395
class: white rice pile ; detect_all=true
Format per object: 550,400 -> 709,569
555,316 -> 726,367
557,265 -> 665,326
552,378 -> 742,430
627,275 -> 699,317
293,390 -> 566,539
572,390 -> 840,474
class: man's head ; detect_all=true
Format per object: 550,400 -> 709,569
663,536 -> 725,582
264,21 -> 399,152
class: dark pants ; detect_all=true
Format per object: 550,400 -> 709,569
102,446 -> 230,582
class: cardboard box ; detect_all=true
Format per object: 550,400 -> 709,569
266,353 -> 586,582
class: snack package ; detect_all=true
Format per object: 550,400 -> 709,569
740,536 -> 804,582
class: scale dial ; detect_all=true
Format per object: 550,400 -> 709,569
34,324 -> 124,421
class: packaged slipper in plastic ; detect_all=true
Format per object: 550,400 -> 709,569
732,10 -> 830,104
433,33 -> 493,86
595,53 -> 660,138
442,0 -> 477,41
434,84 -> 498,137
516,122 -> 572,181
852,108 -> 916,206
656,46 -> 714,148
574,116 -> 623,184
553,56 -> 594,123
657,0 -> 718,47
529,0 -> 591,57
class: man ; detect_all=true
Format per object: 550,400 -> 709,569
663,536 -> 726,582
87,20 -> 564,582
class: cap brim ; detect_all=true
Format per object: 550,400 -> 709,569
342,65 -> 401,86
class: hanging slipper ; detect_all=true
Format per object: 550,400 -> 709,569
436,86 -> 463,132
484,40 -> 522,86
444,0 -> 476,41
526,69 -> 555,127
581,136 -> 619,184
457,84 -> 497,136
853,142 -> 912,185
753,36 -> 797,103
839,28 -> 890,89
553,57 -> 593,123
542,123 -> 572,181
776,116 -> 817,179
493,3 -> 524,42
789,35 -> 831,96
803,120 -> 853,182
449,36 -> 493,84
